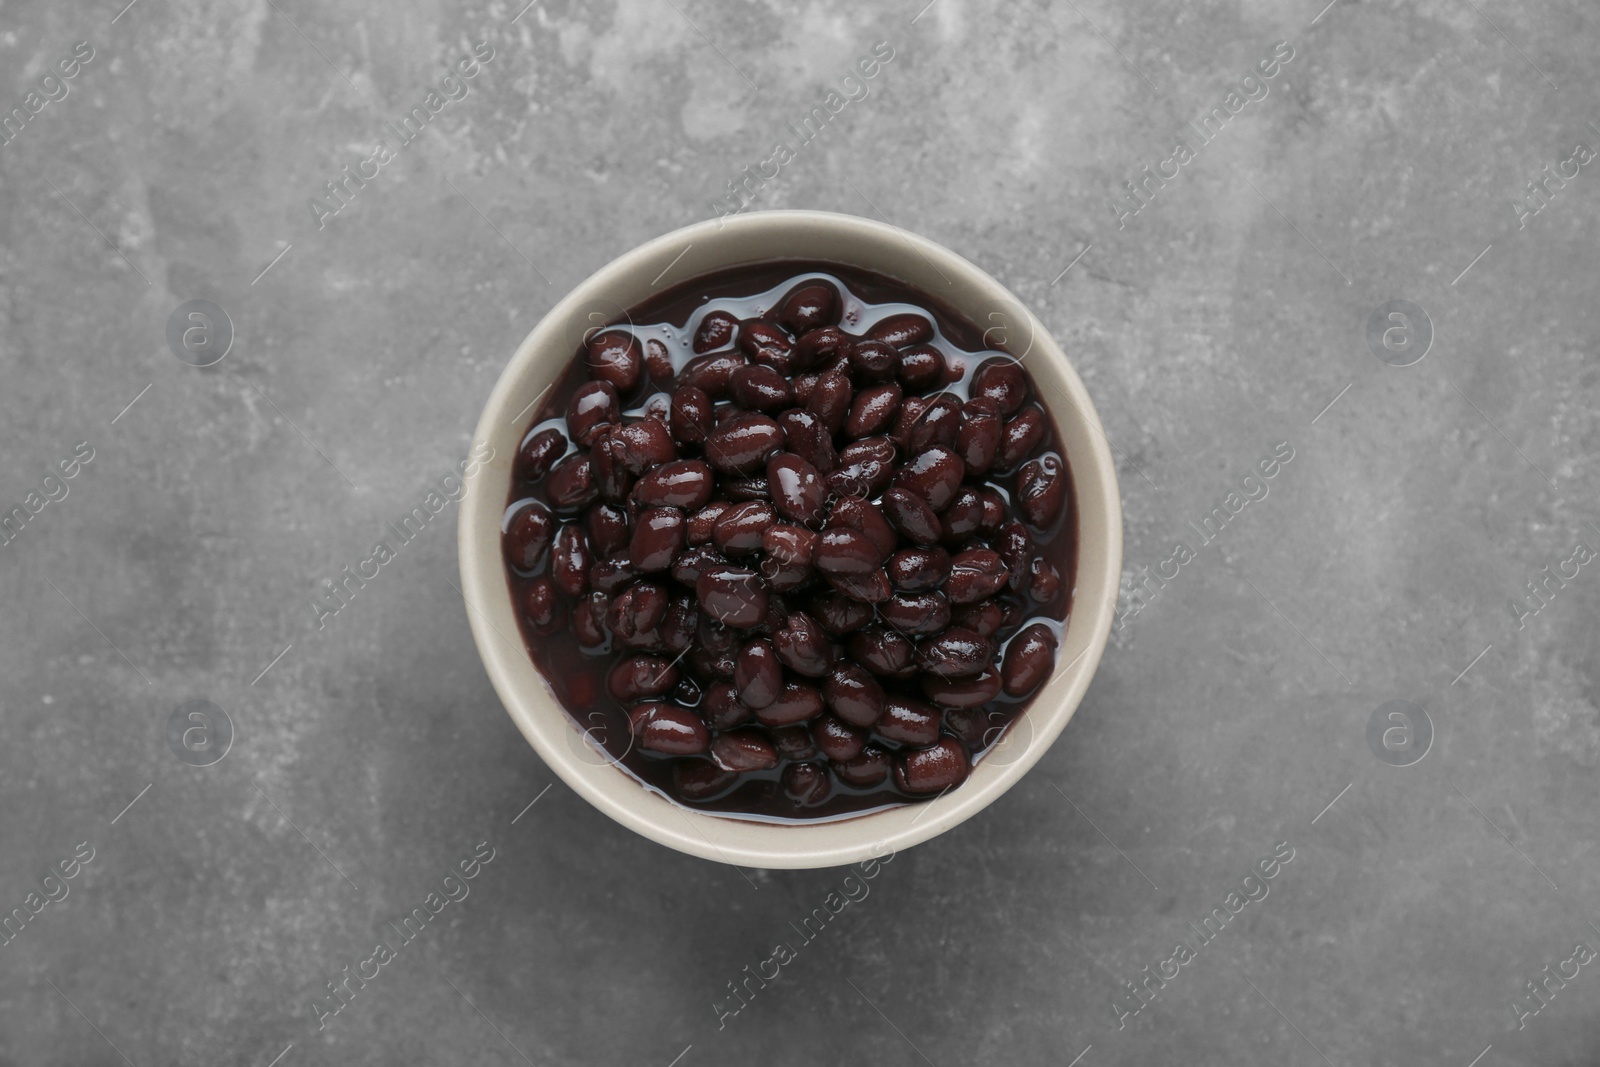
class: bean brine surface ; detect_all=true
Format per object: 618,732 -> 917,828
503,263 -> 1075,821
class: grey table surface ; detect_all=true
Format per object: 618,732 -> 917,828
3,0 -> 1598,1063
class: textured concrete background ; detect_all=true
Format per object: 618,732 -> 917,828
2,0 -> 1598,1063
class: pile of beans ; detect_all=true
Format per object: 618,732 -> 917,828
504,268 -> 1072,816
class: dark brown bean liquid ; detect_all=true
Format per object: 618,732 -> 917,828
503,262 -> 1076,823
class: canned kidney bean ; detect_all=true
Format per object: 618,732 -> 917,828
503,262 -> 1075,819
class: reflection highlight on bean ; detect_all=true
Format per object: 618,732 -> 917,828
503,264 -> 1075,820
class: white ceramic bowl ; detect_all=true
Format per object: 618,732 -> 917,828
459,210 -> 1121,869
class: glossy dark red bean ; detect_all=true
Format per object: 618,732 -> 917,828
822,664 -> 885,728
566,381 -> 620,446
764,560 -> 811,594
686,500 -> 730,545
711,729 -> 779,773
957,396 -> 1003,474
546,452 -> 598,512
905,394 -> 962,452
769,724 -> 817,761
945,548 -> 1009,604
630,704 -> 709,755
517,427 -> 567,483
939,488 -> 984,546
1002,622 -> 1057,697
660,595 -> 697,654
766,453 -> 825,526
756,682 -> 825,727
895,737 -> 970,794
591,434 -> 632,502
834,745 -> 892,788
977,489 -> 1007,536
670,385 -> 713,447
882,487 -> 940,546
712,500 -> 775,556
826,437 -> 896,499
590,555 -> 636,595
795,326 -> 849,371
808,591 -> 874,635
629,507 -> 685,572
868,312 -> 934,348
632,458 -> 713,512
847,625 -> 916,676
586,503 -> 630,558
679,352 -> 745,398
644,338 -> 674,386
772,612 -> 834,677
778,408 -> 837,474
921,668 -> 1003,708
574,590 -> 610,649
762,523 -> 817,568
1017,455 -> 1067,528
705,412 -> 783,474
737,320 -> 795,370
826,571 -> 892,604
943,706 -> 997,750
674,760 -> 738,801
505,501 -> 556,574
610,419 -> 676,474
730,364 -> 794,411
810,714 -> 868,762
1029,557 -> 1063,603
734,639 -> 782,709
995,520 -> 1034,592
814,527 -> 887,577
669,543 -> 724,587
877,697 -> 942,746
890,396 -> 927,449
697,565 -> 768,628
777,282 -> 840,335
846,383 -> 902,439
886,546 -> 950,592
607,653 -> 678,700
782,762 -> 831,805
549,524 -> 591,598
522,577 -> 564,634
608,581 -> 668,642
807,370 -> 853,434
848,339 -> 899,383
704,682 -> 750,730
584,329 -> 642,393
920,626 -> 995,678
693,310 -> 739,353
971,356 -> 1028,415
827,494 -> 898,559
894,445 -> 965,512
881,591 -> 951,636
996,407 -> 1045,471
898,345 -> 947,392
952,598 -> 1005,638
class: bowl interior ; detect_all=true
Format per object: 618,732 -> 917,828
459,210 -> 1122,869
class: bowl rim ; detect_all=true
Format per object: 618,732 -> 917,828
459,208 -> 1122,869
